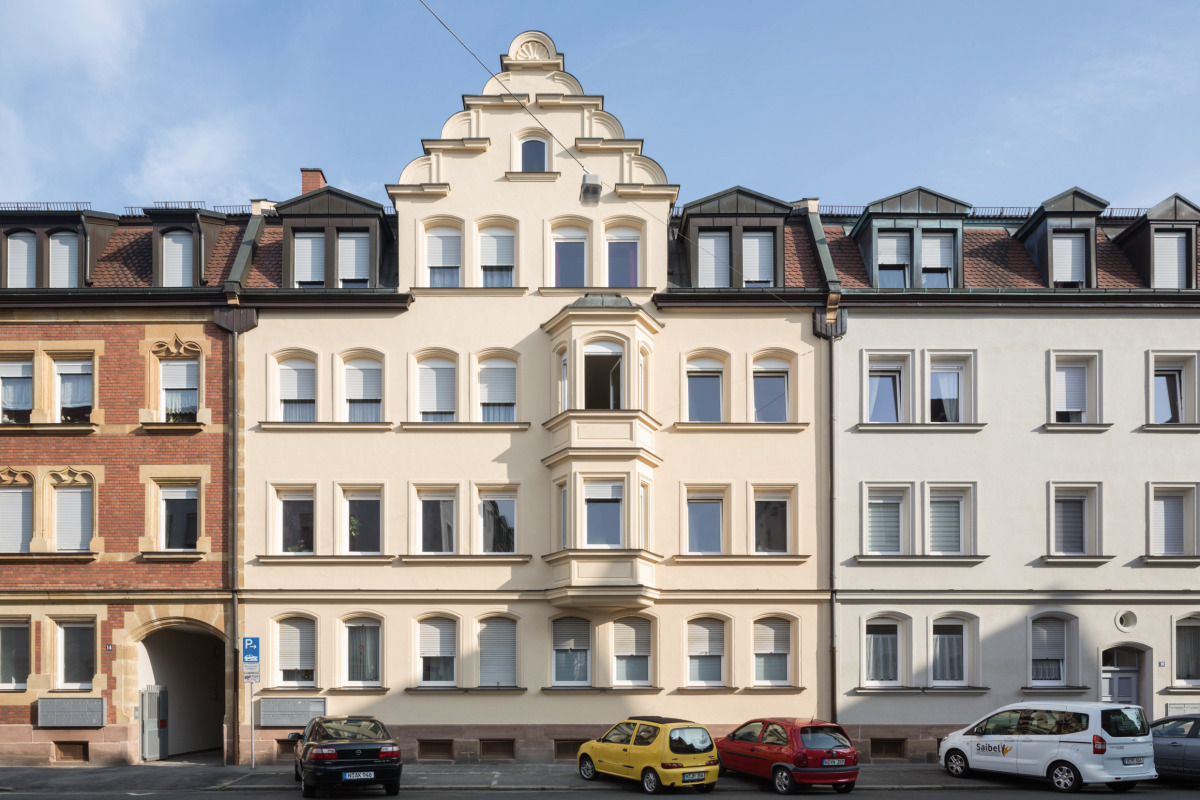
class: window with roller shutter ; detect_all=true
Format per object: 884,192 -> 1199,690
742,231 -> 774,287
55,485 -> 93,552
161,360 -> 198,423
338,232 -> 370,288
1031,617 -> 1066,684
687,618 -> 725,686
478,358 -> 516,422
1052,231 -> 1086,287
162,230 -> 193,287
753,617 -> 790,685
552,617 -> 590,686
1152,491 -> 1186,556
697,231 -> 730,288
293,232 -> 325,288
876,231 -> 909,288
6,232 -> 36,288
867,491 -> 904,554
1153,231 -> 1189,289
613,617 -> 650,685
278,617 -> 315,685
928,496 -> 963,555
921,231 -> 954,288
1054,363 -> 1087,423
1053,497 -> 1086,555
344,358 -> 382,422
48,232 -> 78,289
419,357 -> 456,422
478,617 -> 517,687
0,487 -> 32,553
278,359 -> 316,422
479,227 -> 515,287
426,227 -> 461,288
420,617 -> 457,686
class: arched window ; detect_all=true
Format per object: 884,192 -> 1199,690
6,232 -> 36,288
1031,616 -> 1067,686
162,230 -> 193,287
479,227 -> 515,287
479,617 -> 517,687
521,138 -> 547,172
418,357 -> 456,422
345,617 -> 381,686
419,617 -> 457,686
553,226 -> 587,288
932,618 -> 967,686
753,357 -> 789,423
605,226 -> 639,288
614,617 -> 650,686
687,356 -> 723,422
687,617 -> 725,686
583,341 -> 622,410
277,617 -> 315,686
478,357 -> 516,422
344,357 -> 382,422
754,617 -> 790,686
49,231 -> 78,288
278,358 -> 316,422
864,617 -> 902,686
552,617 -> 590,686
426,226 -> 462,287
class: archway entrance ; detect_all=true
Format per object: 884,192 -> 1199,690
138,625 -> 225,761
1101,646 -> 1143,706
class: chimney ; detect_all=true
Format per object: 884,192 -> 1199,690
301,168 -> 326,194
250,199 -> 276,215
796,197 -> 820,214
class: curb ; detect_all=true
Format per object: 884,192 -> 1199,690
198,782 -> 954,793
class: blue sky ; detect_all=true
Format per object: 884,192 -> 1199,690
2,0 -> 1198,212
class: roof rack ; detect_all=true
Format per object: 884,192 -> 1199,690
818,205 -> 866,216
1100,207 -> 1147,218
213,205 -> 251,214
0,201 -> 92,211
152,200 -> 208,210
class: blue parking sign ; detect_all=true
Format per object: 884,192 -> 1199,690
242,637 -> 260,663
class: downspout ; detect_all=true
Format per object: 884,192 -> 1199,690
196,211 -> 207,285
80,213 -> 91,285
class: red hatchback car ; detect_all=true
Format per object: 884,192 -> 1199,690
716,718 -> 859,794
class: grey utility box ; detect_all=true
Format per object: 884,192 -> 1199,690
260,697 -> 326,727
38,697 -> 106,727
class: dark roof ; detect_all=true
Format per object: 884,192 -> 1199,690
682,186 -> 792,215
568,294 -> 636,308
92,228 -> 151,287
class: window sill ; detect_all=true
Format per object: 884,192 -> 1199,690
604,685 -> 664,694
0,552 -> 96,563
540,686 -> 603,693
255,554 -> 396,565
1140,555 -> 1200,566
465,686 -> 528,694
0,422 -> 98,435
742,685 -> 806,694
1141,423 -> 1200,433
140,551 -> 205,563
1160,686 -> 1200,695
256,686 -> 323,694
399,554 -> 533,563
543,549 -> 665,564
671,554 -> 811,564
853,686 -> 922,694
327,686 -> 389,695
922,686 -> 991,695
854,555 -> 989,565
1041,423 -> 1113,433
504,171 -> 560,182
257,422 -> 393,432
398,422 -> 531,432
48,688 -> 96,694
1021,685 -> 1091,695
141,422 -> 205,434
1040,555 -> 1115,565
676,686 -> 740,694
410,286 -> 528,297
855,423 -> 986,433
403,686 -> 466,694
673,422 -> 810,433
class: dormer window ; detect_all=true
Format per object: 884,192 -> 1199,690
521,138 -> 547,172
294,232 -> 325,288
921,232 -> 953,289
698,231 -> 730,288
6,232 -> 36,288
338,232 -> 369,288
162,231 -> 193,288
876,231 -> 910,288
49,232 -> 79,289
1154,231 -> 1188,289
1052,231 -> 1086,288
743,231 -> 774,288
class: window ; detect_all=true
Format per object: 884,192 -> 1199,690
0,360 -> 32,423
583,341 -> 622,410
478,617 -> 517,687
479,358 -> 516,422
1177,620 -> 1200,685
294,232 -> 325,288
876,231 -> 909,288
1031,617 -> 1066,685
1153,231 -> 1189,289
557,349 -> 569,413
1051,485 -> 1099,556
161,486 -> 197,551
345,618 -> 381,686
521,137 -> 547,172
743,231 -> 774,288
55,360 -> 92,423
556,481 -> 568,550
606,227 -> 638,288
864,620 -> 900,686
928,490 -> 965,555
867,355 -> 907,423
426,227 -> 461,287
338,232 -> 369,288
754,491 -> 788,554
1052,231 -> 1086,287
686,357 -> 722,422
420,491 -> 455,554
162,230 -> 193,288
686,493 -> 722,554
921,231 -> 953,288
687,618 -> 725,686
278,617 -> 315,686
479,227 -> 515,288
48,232 -> 78,288
6,232 -> 35,288
419,617 -> 456,686
161,359 -> 198,423
552,617 -> 589,686
754,617 -> 790,686
0,487 -> 32,553
929,363 -> 962,423
279,489 -> 314,554
345,490 -> 381,554
932,620 -> 965,686
279,358 -> 316,422
754,358 -> 789,423
58,622 -> 94,689
1155,368 -> 1183,424
0,623 -> 30,690
553,227 -> 586,287
418,357 -> 456,422
55,484 -> 92,552
613,617 -> 650,686
480,491 -> 516,553
867,488 -> 906,554
1055,363 -> 1087,423
698,231 -> 730,288
344,358 -> 382,422
1151,488 -> 1188,556
584,481 -> 622,548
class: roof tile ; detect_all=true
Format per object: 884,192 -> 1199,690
963,229 -> 1042,288
783,219 -> 825,288
824,227 -> 870,288
1096,229 -> 1143,288
92,228 -> 152,287
247,227 -> 283,288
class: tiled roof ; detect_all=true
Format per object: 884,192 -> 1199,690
963,229 -> 1042,288
205,225 -> 245,285
92,228 -> 152,287
824,227 -> 869,288
1096,229 -> 1143,288
247,227 -> 283,288
783,219 -> 825,288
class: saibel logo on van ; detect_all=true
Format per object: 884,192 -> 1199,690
975,743 -> 1013,756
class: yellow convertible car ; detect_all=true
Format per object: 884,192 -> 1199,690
577,716 -> 720,794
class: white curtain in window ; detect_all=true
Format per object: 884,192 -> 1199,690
877,232 -> 910,265
698,232 -> 730,288
344,359 -> 382,422
49,232 -> 78,288
1052,232 -> 1086,284
294,233 -> 325,285
162,360 -> 198,416
419,358 -> 456,418
162,231 -> 193,287
479,617 -> 516,686
0,487 -> 32,553
1178,624 -> 1200,681
1154,494 -> 1185,556
55,486 -> 92,552
930,371 -> 960,422
742,232 -> 774,286
932,623 -> 964,682
338,233 -> 370,284
279,617 -> 315,679
419,617 -> 456,682
346,621 -> 379,683
1,362 -> 33,413
1032,617 -> 1065,681
928,498 -> 962,554
7,232 -> 36,288
865,622 -> 898,682
57,361 -> 92,410
1154,232 -> 1188,289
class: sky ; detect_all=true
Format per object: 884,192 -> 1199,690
1,0 -> 1198,213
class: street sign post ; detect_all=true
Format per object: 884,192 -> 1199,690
243,637 -> 260,769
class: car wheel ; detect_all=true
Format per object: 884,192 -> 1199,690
832,782 -> 855,794
694,782 -> 715,794
641,767 -> 663,794
383,781 -> 400,796
772,765 -> 796,795
301,773 -> 317,798
1106,783 -> 1137,793
944,749 -> 970,778
1049,761 -> 1084,793
578,755 -> 597,781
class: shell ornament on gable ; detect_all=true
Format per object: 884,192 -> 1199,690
515,40 -> 550,61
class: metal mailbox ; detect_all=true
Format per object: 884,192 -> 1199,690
259,697 -> 326,727
38,697 -> 106,727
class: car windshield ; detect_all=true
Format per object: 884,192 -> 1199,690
1100,707 -> 1148,738
669,727 -> 714,754
801,727 -> 852,749
320,719 -> 388,740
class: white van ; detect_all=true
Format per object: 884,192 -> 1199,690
938,702 -> 1156,792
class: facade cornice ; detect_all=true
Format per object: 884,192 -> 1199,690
652,290 -> 823,308
613,184 -> 679,201
575,138 -> 643,153
235,292 -> 412,309
839,291 -> 1200,308
386,183 -> 450,198
421,138 -> 490,155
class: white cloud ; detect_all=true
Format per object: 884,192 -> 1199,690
0,103 -> 37,199
0,0 -> 147,87
124,116 -> 254,206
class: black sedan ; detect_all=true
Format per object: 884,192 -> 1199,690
291,716 -> 402,797
1150,715 -> 1200,781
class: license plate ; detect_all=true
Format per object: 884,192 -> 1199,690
343,771 -> 375,780
682,771 -> 704,782
1122,757 -> 1143,766
823,758 -> 846,766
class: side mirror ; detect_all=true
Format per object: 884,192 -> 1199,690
973,726 -> 984,736
288,732 -> 301,741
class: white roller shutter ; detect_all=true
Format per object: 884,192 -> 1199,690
161,360 -> 198,390
868,498 -> 901,553
278,618 -> 315,671
1154,231 -> 1187,289
928,499 -> 962,554
478,360 -> 516,404
49,232 -> 78,288
0,487 -> 32,553
479,228 -> 515,266
1053,232 -> 1086,284
698,232 -> 730,288
7,232 -> 36,288
1031,618 -> 1065,660
294,232 -> 325,285
279,360 -> 315,400
553,617 -> 589,650
1055,365 -> 1086,416
479,617 -> 516,686
344,359 -> 382,400
687,618 -> 724,656
922,232 -> 954,268
418,358 -> 455,415
162,231 -> 193,287
337,233 -> 369,284
742,231 -> 773,286
1054,498 -> 1085,554
614,617 -> 650,656
426,228 -> 461,267
583,481 -> 623,500
877,232 -> 910,265
419,618 -> 457,657
55,486 -> 92,552
1153,494 -> 1185,555
753,618 -> 790,655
